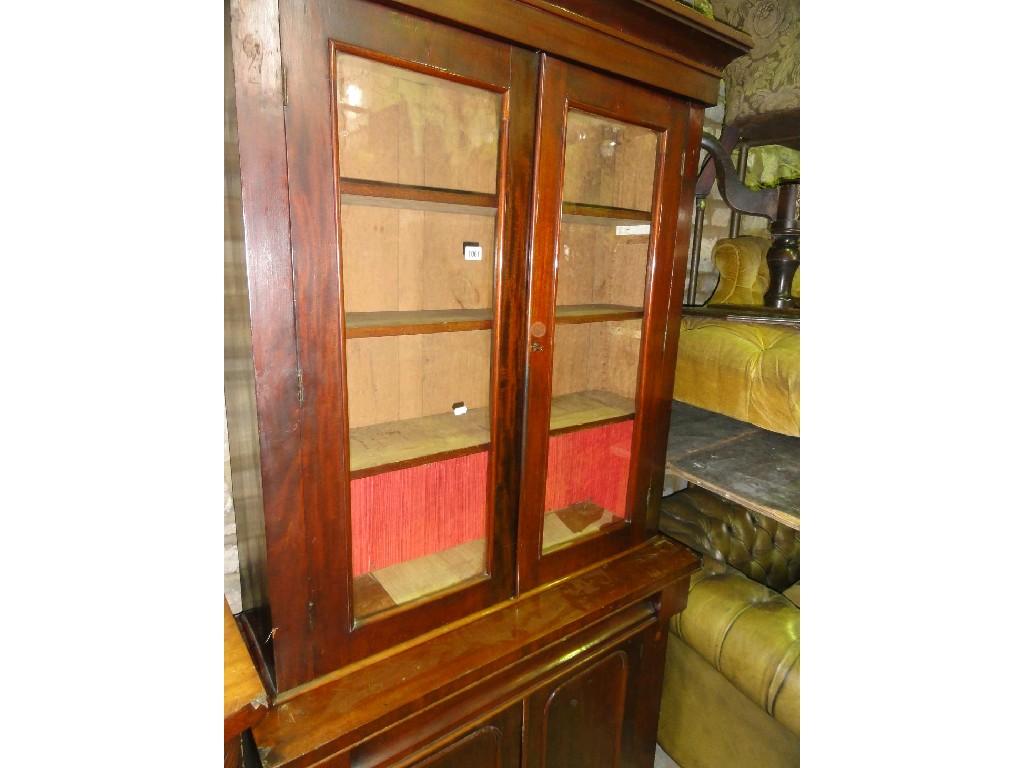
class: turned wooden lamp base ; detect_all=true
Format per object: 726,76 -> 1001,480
699,134 -> 800,310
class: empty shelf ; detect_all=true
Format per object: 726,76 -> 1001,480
349,389 -> 635,477
346,308 -> 493,338
562,201 -> 652,225
345,305 -> 642,338
340,177 -> 497,216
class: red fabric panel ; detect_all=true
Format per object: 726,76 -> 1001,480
349,421 -> 633,576
544,420 -> 634,518
350,451 -> 488,576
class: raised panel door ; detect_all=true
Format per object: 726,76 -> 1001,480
523,622 -> 664,768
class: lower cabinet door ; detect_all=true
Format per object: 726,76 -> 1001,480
523,623 -> 663,768
405,706 -> 522,768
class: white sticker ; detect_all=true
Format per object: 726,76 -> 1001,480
615,224 -> 651,236
452,404 -> 468,416
463,243 -> 483,261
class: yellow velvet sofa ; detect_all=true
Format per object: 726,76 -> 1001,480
674,236 -> 800,436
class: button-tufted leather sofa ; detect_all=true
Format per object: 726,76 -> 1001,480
676,236 -> 799,437
658,488 -> 799,767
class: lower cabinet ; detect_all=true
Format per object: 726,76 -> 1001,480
523,625 -> 662,768
251,539 -> 695,768
405,708 -> 522,768
408,626 -> 661,768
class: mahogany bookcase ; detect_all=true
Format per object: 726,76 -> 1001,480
228,1 -> 749,764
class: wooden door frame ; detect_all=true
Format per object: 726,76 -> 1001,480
266,0 -> 538,689
517,55 -> 698,591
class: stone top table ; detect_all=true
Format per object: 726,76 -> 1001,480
663,401 -> 799,530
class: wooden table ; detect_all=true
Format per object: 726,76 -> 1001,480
663,401 -> 799,530
225,600 -> 268,765
683,304 -> 800,328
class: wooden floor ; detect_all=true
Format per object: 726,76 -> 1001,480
353,503 -> 624,618
664,401 -> 799,530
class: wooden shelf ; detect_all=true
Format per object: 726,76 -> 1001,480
346,309 -> 493,338
350,389 -> 635,478
353,500 -> 627,618
353,538 -> 487,619
542,501 -> 625,554
549,390 -> 634,434
562,201 -> 651,225
683,304 -> 799,328
340,177 -> 497,216
556,303 -> 643,324
346,305 -> 642,338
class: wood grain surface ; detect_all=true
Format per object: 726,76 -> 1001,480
253,537 -> 698,768
225,600 -> 269,741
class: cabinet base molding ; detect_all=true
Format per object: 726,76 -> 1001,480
253,537 -> 697,768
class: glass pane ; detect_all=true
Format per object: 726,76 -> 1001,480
562,111 -> 658,211
336,52 -> 500,619
347,330 -> 492,618
542,109 -> 658,554
336,52 -> 501,194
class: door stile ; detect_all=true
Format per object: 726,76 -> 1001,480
518,56 -> 692,591
489,47 -> 541,598
637,102 -> 706,540
517,53 -> 565,592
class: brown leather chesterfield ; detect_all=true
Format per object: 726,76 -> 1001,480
658,488 -> 800,767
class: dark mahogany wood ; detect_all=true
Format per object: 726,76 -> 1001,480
229,0 -> 313,690
683,304 -> 800,327
232,0 -> 746,733
733,107 -> 800,150
518,55 -> 694,591
642,102 -> 707,539
269,0 -> 542,684
525,647 -> 629,768
396,707 -> 521,767
383,0 -> 748,105
252,538 -> 697,768
765,180 -> 800,309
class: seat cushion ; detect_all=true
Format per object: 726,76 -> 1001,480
670,568 -> 800,735
674,318 -> 799,436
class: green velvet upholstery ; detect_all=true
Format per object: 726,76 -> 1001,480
675,237 -> 800,436
708,236 -> 770,305
660,486 -> 799,593
674,318 -> 799,437
659,566 -> 800,767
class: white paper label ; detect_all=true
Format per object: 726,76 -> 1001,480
452,404 -> 468,416
615,224 -> 651,236
463,244 -> 483,261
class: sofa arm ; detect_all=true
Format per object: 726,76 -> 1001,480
670,569 -> 800,735
709,236 -> 770,305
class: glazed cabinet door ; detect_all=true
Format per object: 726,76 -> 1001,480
518,56 -> 700,590
267,0 -> 537,689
